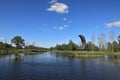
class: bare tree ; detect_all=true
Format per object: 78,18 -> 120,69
109,31 -> 116,52
91,35 -> 95,51
98,35 -> 102,51
98,33 -> 106,51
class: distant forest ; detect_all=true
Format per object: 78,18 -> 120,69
0,31 -> 120,53
50,31 -> 120,53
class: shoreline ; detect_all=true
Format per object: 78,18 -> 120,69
0,50 -> 120,58
52,50 -> 120,58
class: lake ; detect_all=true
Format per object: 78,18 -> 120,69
0,52 -> 120,80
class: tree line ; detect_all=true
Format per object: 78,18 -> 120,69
0,36 -> 45,51
50,40 -> 99,51
50,32 -> 120,53
0,31 -> 120,53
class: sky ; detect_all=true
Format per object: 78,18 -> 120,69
0,0 -> 120,48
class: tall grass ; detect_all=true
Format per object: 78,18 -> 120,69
0,49 -> 47,55
53,50 -> 106,57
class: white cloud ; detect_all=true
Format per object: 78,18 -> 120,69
63,18 -> 73,24
47,2 -> 69,14
56,24 -> 69,30
63,17 -> 68,21
64,24 -> 69,27
105,20 -> 120,28
59,26 -> 64,30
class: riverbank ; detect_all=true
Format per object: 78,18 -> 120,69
1,49 -> 120,57
52,50 -> 120,58
0,49 -> 47,55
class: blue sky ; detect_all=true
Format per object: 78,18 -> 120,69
0,0 -> 120,48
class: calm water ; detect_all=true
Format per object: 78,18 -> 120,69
0,52 -> 120,80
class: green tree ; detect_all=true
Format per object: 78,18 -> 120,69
85,41 -> 99,51
112,41 -> 119,52
4,43 -> 12,49
68,40 -> 77,51
61,43 -> 69,50
0,42 -> 5,49
0,42 -> 12,49
25,45 -> 39,49
94,45 -> 99,51
53,40 -> 79,51
85,41 -> 92,51
55,44 -> 63,50
107,42 -> 112,52
118,35 -> 120,51
11,36 -> 25,49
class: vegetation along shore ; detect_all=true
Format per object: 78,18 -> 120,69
0,32 -> 120,58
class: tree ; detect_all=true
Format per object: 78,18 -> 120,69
68,40 -> 77,51
0,42 -> 12,49
0,42 -> 5,49
4,43 -> 12,49
91,35 -> 95,51
53,40 -> 79,51
109,31 -> 115,52
11,36 -> 25,49
86,41 -> 92,51
98,33 -> 106,51
118,35 -> 120,51
107,42 -> 112,52
112,41 -> 119,52
55,44 -> 63,50
62,43 -> 69,50
94,45 -> 99,51
25,45 -> 38,49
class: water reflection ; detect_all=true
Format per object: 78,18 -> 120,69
14,54 -> 21,62
0,52 -> 120,80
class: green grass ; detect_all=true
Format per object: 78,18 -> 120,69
52,50 -> 106,57
53,50 -> 120,57
68,51 -> 105,57
0,49 -> 47,55
110,52 -> 120,56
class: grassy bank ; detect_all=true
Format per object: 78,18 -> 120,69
52,50 -> 120,57
0,49 -> 47,55
52,50 -> 105,57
